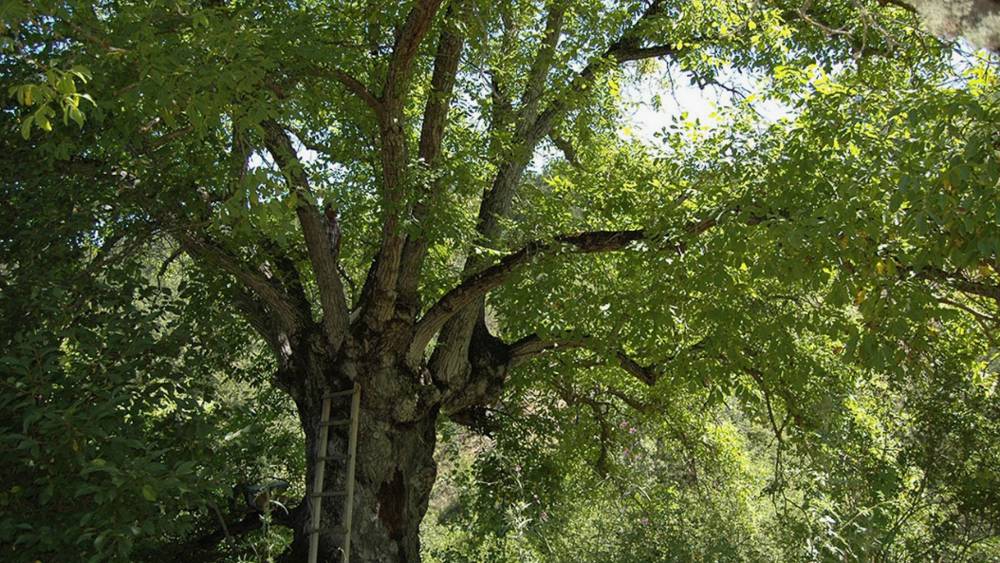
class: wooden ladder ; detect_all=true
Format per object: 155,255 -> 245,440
308,383 -> 361,563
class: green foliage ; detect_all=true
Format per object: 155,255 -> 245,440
0,142 -> 303,560
3,0 -> 1000,561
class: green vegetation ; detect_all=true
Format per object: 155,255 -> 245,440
1,1 -> 998,561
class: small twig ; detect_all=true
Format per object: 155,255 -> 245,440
798,0 -> 852,36
209,503 -> 233,545
157,246 -> 184,280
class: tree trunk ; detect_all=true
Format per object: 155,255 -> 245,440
282,355 -> 439,563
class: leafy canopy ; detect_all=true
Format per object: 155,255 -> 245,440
1,0 -> 999,561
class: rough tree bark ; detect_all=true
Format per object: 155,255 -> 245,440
283,362 -> 439,562
264,321 -> 508,562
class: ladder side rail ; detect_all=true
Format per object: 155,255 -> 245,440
307,397 -> 333,563
341,383 -> 362,563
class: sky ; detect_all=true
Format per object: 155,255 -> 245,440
623,61 -> 792,144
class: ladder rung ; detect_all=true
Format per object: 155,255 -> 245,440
323,389 -> 355,399
310,490 -> 346,498
316,453 -> 346,462
310,526 -> 345,535
321,419 -> 351,427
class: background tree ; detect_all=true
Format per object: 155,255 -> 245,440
2,0 -> 997,561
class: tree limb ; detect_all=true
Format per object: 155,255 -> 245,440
408,229 -> 645,364
176,230 -> 306,335
398,0 -> 470,314
506,333 -> 666,387
360,0 -> 446,329
332,68 -> 384,117
261,121 -> 350,349
383,0 -> 447,108
473,0 -> 677,263
516,1 -> 568,128
410,206 -> 743,365
915,266 -> 1000,303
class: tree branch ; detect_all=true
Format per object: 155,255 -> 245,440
176,230 -> 306,334
383,0 -> 447,107
517,1 -> 568,128
425,2 -> 699,380
915,266 -> 1000,303
549,132 -> 581,167
331,68 -> 384,117
360,0 -> 447,329
262,121 -> 350,349
398,0 -> 470,314
408,229 -> 645,364
507,333 -> 666,387
410,206 -> 744,366
474,0 -> 676,257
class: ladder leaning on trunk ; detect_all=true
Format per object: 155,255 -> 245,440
307,383 -> 361,563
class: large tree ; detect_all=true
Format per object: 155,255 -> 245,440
2,0 -> 998,561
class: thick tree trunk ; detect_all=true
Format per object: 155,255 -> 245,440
281,353 -> 439,563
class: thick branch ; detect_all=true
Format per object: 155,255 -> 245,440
408,229 -> 644,364
517,1 -> 567,127
507,333 -> 664,387
422,2 -> 692,379
412,207 -> 740,364
176,231 -> 306,334
476,1 -> 675,246
416,1 -> 466,167
398,1 -> 469,312
384,0 -> 447,107
361,0 -> 447,329
262,121 -> 350,349
916,266 -> 1000,303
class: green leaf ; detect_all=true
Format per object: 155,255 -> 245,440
20,115 -> 33,139
68,106 -> 85,128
